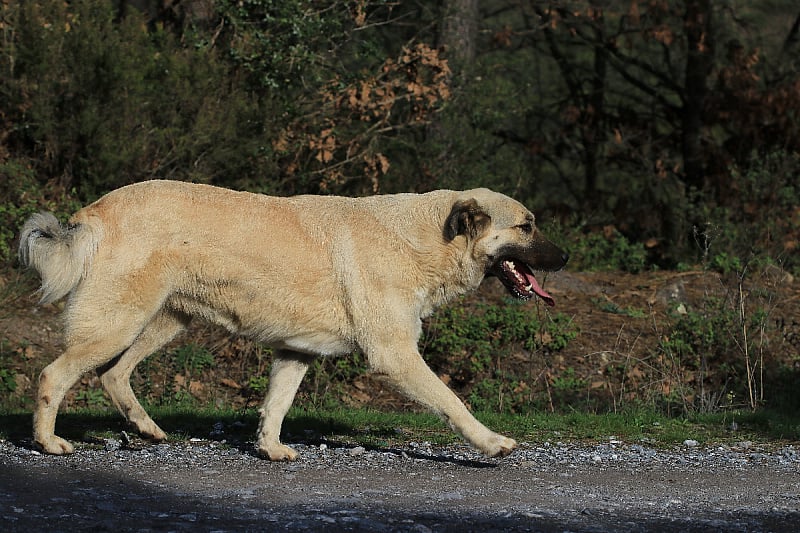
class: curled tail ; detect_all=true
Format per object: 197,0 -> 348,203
18,212 -> 102,304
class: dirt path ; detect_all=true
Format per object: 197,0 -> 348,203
2,438 -> 799,532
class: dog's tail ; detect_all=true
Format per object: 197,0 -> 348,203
18,212 -> 102,304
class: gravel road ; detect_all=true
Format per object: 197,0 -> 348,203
2,434 -> 799,532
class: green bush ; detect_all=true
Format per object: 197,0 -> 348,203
691,150 -> 800,276
563,227 -> 649,274
172,344 -> 215,376
304,351 -> 370,407
656,291 -> 775,414
423,299 -> 578,412
0,160 -> 81,262
3,0 -> 279,200
0,162 -> 39,262
0,368 -> 17,394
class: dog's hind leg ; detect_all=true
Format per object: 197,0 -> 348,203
34,329 -> 149,455
98,310 -> 189,442
34,284 -> 172,455
256,350 -> 315,461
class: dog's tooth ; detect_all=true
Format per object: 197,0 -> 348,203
524,283 -> 532,292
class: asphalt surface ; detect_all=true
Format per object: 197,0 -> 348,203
2,437 -> 799,532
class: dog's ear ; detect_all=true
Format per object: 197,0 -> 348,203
444,199 -> 492,241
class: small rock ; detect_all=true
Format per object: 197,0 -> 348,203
209,421 -> 225,439
683,439 -> 699,448
655,280 -> 687,306
349,446 -> 366,456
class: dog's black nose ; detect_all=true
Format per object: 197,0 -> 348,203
561,252 -> 570,265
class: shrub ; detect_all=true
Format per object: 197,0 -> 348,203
3,0 -> 277,200
0,160 -> 80,263
561,226 -> 649,274
172,344 -> 215,376
422,299 -> 578,413
691,150 -> 800,276
656,288 -> 774,414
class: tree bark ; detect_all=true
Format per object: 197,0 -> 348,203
584,3 -> 607,203
439,0 -> 479,68
682,0 -> 713,194
426,0 -> 480,186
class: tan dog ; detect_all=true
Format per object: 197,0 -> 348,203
19,180 -> 567,460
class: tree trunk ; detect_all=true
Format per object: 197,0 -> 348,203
425,0 -> 479,188
583,4 -> 607,203
682,0 -> 713,194
439,0 -> 479,68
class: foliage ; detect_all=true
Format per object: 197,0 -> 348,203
0,162 -> 40,262
423,299 -> 578,413
656,285 -> 776,415
73,387 -> 110,408
305,351 -> 370,407
450,0 -> 800,267
172,344 -> 215,376
0,367 -> 17,394
246,375 -> 270,395
564,226 -> 649,274
691,151 -> 800,276
2,0 -> 277,199
215,0 -> 347,91
275,42 -> 452,194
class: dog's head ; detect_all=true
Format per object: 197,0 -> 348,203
444,189 -> 568,306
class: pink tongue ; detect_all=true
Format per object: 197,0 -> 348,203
524,271 -> 555,307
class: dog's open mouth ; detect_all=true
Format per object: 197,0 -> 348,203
490,259 -> 555,306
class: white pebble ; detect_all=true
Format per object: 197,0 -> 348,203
349,446 -> 366,456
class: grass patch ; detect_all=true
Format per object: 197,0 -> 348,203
2,405 -> 798,451
479,409 -> 800,447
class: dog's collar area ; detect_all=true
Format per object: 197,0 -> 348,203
491,259 -> 555,306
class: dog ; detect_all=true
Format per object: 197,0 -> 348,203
19,180 -> 567,460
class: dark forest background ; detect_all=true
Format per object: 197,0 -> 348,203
1,0 -> 799,273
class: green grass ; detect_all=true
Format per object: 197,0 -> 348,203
2,405 -> 798,451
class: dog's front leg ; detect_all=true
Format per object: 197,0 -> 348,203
367,342 -> 517,458
256,350 -> 315,461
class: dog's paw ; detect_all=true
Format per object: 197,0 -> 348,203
258,443 -> 299,461
35,435 -> 75,455
134,420 -> 167,442
482,433 -> 517,458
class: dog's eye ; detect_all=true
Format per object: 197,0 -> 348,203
517,223 -> 533,233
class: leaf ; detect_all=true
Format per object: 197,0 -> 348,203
376,153 -> 390,174
189,380 -> 204,396
220,378 -> 241,389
